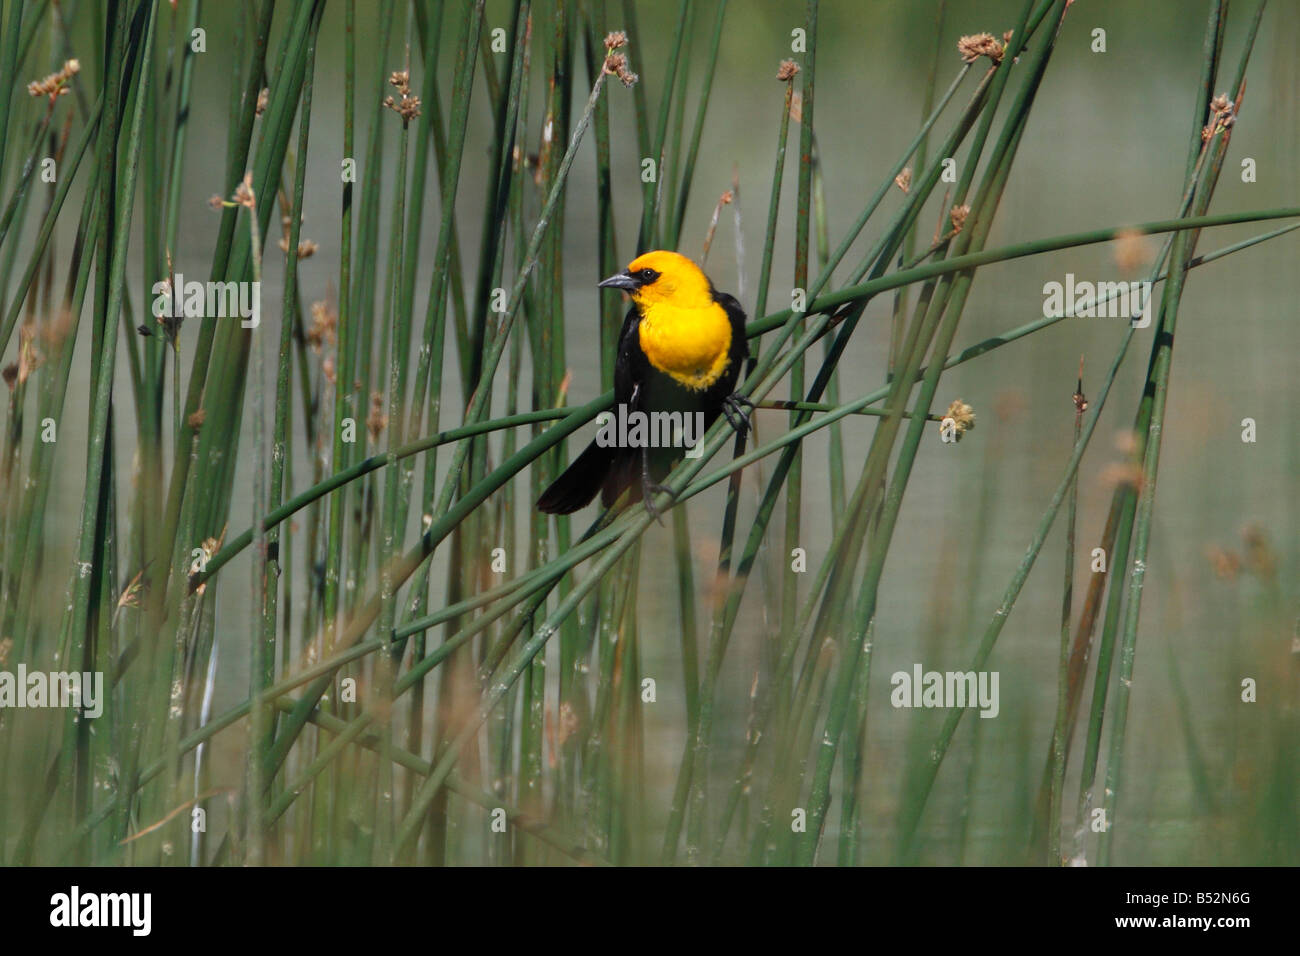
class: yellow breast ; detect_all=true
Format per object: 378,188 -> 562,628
637,300 -> 732,391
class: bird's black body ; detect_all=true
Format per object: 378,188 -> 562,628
537,284 -> 749,516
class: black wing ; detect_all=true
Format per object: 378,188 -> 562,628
711,290 -> 750,367
613,304 -> 649,411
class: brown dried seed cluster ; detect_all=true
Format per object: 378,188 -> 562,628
1112,228 -> 1153,273
941,399 -> 976,441
1201,91 -> 1236,141
2,321 -> 42,389
233,172 -> 256,210
603,51 -> 638,87
278,212 -> 318,259
777,59 -> 799,82
151,277 -> 183,342
27,59 -> 80,101
383,69 -> 422,122
602,30 -> 635,86
367,391 -> 388,441
117,571 -> 147,611
957,32 -> 1004,65
308,300 -> 338,353
949,203 -> 970,234
279,234 -> 318,259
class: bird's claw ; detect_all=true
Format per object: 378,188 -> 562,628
721,392 -> 754,437
641,480 -> 677,524
640,444 -> 676,524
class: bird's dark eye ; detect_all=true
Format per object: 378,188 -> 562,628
639,268 -> 659,283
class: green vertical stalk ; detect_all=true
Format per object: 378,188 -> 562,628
798,0 -> 1054,863
890,0 -> 946,380
1049,0 -> 1226,839
669,0 -> 726,248
322,0 -> 356,653
375,64 -> 418,864
637,0 -> 689,252
1097,2 -> 1261,865
268,20 -> 618,813
1048,362 -> 1084,864
0,0 -> 25,173
260,1 -> 320,856
65,0 -> 137,859
152,0 -> 274,636
779,0 -> 816,699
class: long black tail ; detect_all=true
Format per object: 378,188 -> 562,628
537,440 -> 636,514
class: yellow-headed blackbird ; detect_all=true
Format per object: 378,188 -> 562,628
537,250 -> 751,516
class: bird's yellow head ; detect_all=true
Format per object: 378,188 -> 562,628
598,250 -> 715,310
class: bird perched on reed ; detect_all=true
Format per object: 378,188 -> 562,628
537,250 -> 751,517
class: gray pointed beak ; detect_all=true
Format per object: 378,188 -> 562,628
598,272 -> 640,292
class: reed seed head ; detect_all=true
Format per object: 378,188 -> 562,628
941,399 -> 976,441
1113,228 -> 1154,272
957,33 -> 1004,65
308,300 -> 338,353
27,59 -> 80,101
949,204 -> 971,234
1202,92 -> 1236,140
603,51 -> 638,87
384,69 -> 421,121
233,172 -> 256,210
3,322 -> 43,388
367,391 -> 388,441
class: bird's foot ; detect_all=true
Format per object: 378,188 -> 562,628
640,477 -> 677,524
721,392 -> 754,437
